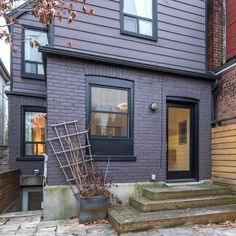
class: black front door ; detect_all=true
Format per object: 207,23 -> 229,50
167,100 -> 198,180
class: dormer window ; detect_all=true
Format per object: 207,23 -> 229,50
22,28 -> 48,79
121,0 -> 157,40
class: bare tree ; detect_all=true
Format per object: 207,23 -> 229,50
0,0 -> 94,52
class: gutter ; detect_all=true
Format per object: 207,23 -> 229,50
39,46 -> 217,81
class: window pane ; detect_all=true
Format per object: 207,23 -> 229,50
25,143 -> 45,156
25,112 -> 46,142
25,62 -> 37,74
91,112 -> 128,137
139,20 -> 153,36
38,143 -> 46,155
24,29 -> 48,62
91,87 -> 128,113
123,0 -> 153,19
38,64 -> 44,75
25,143 -> 36,156
124,16 -> 138,33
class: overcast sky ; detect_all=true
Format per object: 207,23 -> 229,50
0,17 -> 11,72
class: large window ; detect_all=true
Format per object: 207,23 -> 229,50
87,77 -> 134,161
23,28 -> 48,78
121,0 -> 157,40
23,107 -> 46,157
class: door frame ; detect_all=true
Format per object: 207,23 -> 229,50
166,97 -> 199,181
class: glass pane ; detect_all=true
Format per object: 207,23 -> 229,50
91,87 -> 128,113
25,112 -> 46,142
124,16 -> 138,33
25,143 -> 36,156
168,107 -> 190,171
25,143 -> 45,156
38,143 -> 45,155
91,112 -> 128,137
25,62 -> 37,74
123,0 -> 153,19
38,64 -> 44,75
139,20 -> 153,36
24,29 -> 48,62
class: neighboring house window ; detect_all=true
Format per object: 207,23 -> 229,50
121,0 -> 157,40
87,77 -> 134,161
23,28 -> 48,78
23,107 -> 46,157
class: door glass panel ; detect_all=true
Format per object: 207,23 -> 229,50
168,107 -> 190,171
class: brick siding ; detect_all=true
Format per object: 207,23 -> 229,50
46,56 -> 212,185
207,0 -> 224,71
0,169 -> 20,213
8,94 -> 46,175
214,66 -> 236,123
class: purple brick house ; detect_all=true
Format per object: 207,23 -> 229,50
7,0 -> 216,218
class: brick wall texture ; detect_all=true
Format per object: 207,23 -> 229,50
207,0 -> 236,123
215,66 -> 236,123
0,169 -> 20,213
207,0 -> 224,71
8,94 -> 46,175
46,56 -> 212,185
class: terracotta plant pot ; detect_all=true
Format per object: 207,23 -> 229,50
77,196 -> 108,223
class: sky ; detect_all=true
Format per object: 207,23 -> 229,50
0,17 -> 11,73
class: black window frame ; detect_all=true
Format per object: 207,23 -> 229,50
21,106 -> 47,159
120,0 -> 157,41
86,76 -> 135,161
21,26 -> 48,80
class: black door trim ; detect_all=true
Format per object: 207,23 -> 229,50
166,97 -> 199,181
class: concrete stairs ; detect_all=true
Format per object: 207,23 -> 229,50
108,184 -> 236,234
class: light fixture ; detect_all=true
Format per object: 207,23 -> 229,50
150,102 -> 158,112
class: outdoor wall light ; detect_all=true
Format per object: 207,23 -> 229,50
150,102 -> 158,112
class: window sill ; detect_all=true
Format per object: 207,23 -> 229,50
120,30 -> 157,42
21,73 -> 45,80
16,157 -> 45,161
94,155 -> 136,161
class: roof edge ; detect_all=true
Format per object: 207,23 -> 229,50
39,46 -> 217,81
0,58 -> 10,82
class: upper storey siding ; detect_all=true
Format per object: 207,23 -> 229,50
226,0 -> 236,61
53,0 -> 207,73
11,13 -> 47,95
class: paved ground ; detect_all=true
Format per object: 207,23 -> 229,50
1,211 -> 236,236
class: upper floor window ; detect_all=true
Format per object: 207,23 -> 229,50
23,28 -> 48,79
121,0 -> 157,40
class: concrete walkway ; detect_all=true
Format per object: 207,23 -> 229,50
0,211 -> 236,236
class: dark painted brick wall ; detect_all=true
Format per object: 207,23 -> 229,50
8,94 -> 46,175
46,56 -> 212,185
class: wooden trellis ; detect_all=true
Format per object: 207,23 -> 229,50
48,120 -> 96,197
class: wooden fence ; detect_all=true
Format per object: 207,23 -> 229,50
212,124 -> 236,189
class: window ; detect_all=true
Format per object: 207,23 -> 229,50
23,107 -> 46,157
121,0 -> 157,40
23,28 -> 48,78
87,77 -> 134,161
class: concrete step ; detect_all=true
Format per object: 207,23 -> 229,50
108,204 -> 236,234
129,195 -> 236,212
142,185 -> 231,200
